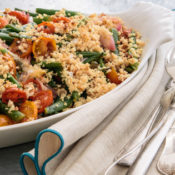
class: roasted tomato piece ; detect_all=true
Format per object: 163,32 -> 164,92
8,11 -> 29,24
19,101 -> 38,122
2,55 -> 16,77
32,37 -> 56,58
10,38 -> 32,58
122,28 -> 132,38
2,87 -> 27,104
38,22 -> 55,34
52,17 -> 70,23
23,78 -> 43,99
0,114 -> 13,126
32,90 -> 53,113
107,67 -> 122,85
24,78 -> 43,91
0,17 -> 8,28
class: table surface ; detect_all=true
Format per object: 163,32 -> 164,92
0,0 -> 173,174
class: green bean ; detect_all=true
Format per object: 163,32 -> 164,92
8,110 -> 25,121
111,28 -> 119,55
5,24 -> 23,33
0,100 -> 25,121
71,91 -> 80,102
77,18 -> 88,27
36,8 -> 58,15
15,8 -> 38,17
44,100 -> 64,115
99,58 -> 105,68
81,90 -> 87,99
65,10 -> 79,17
125,62 -> 139,73
83,56 -> 98,64
42,62 -> 63,71
33,15 -> 51,24
62,91 -> 79,108
65,33 -> 74,41
42,62 -> 63,76
9,32 -> 31,39
48,79 -> 57,88
63,97 -> 73,108
77,51 -> 103,58
0,33 -> 14,42
76,51 -> 105,64
0,28 -> 13,34
0,48 -> 7,54
36,8 -> 79,17
57,42 -> 62,48
130,31 -> 136,44
6,73 -> 21,88
36,8 -> 56,15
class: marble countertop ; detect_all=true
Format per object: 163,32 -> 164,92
0,0 -> 174,174
0,0 -> 174,13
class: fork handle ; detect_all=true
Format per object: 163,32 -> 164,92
117,104 -> 161,166
127,110 -> 175,175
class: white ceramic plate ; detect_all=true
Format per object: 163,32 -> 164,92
0,2 -> 174,148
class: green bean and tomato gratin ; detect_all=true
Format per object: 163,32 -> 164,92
0,8 -> 144,126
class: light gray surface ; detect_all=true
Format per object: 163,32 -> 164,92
0,0 -> 174,174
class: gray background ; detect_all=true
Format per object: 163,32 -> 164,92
0,0 -> 174,174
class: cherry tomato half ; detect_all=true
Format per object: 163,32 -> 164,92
19,101 -> 38,122
52,17 -> 70,23
23,78 -> 43,99
32,37 -> 56,58
106,67 -> 122,85
24,78 -> 43,91
0,17 -> 8,29
2,55 -> 16,77
8,11 -> 29,25
32,90 -> 53,113
0,114 -> 13,126
10,39 -> 32,58
38,22 -> 55,34
2,87 -> 27,104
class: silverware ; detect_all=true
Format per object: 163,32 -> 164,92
157,122 -> 175,175
127,97 -> 175,175
104,81 -> 175,175
116,84 -> 172,167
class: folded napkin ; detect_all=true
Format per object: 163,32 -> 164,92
20,3 -> 174,175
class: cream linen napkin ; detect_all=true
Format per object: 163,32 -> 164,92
52,44 -> 170,175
